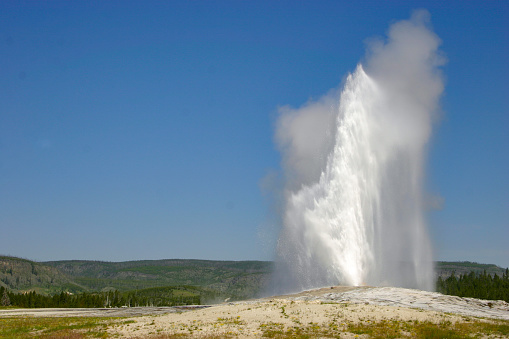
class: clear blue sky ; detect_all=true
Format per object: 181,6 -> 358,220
1,1 -> 507,267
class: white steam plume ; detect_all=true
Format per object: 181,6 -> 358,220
272,10 -> 445,293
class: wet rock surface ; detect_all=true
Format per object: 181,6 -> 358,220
0,305 -> 210,318
287,286 -> 509,320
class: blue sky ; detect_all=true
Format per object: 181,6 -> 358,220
1,1 -> 507,268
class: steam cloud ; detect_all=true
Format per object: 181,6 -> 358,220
272,10 -> 445,293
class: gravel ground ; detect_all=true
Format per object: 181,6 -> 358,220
1,286 -> 508,338
0,305 -> 210,318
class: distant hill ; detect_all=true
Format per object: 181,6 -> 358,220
1,256 -> 272,300
2,255 -> 507,299
43,259 -> 273,300
0,256 -> 86,294
435,261 -> 507,278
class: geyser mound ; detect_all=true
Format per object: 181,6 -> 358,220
272,10 -> 445,294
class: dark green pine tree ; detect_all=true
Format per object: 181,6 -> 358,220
2,288 -> 11,306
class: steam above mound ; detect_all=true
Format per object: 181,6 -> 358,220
273,10 -> 445,293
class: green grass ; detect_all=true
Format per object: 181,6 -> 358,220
255,318 -> 509,338
0,317 -> 118,338
3,313 -> 506,339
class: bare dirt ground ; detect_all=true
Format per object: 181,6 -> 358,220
1,286 -> 508,338
0,305 -> 210,318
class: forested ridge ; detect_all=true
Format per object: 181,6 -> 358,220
0,285 -> 206,308
435,261 -> 506,278
2,256 -> 508,308
0,256 -> 85,295
42,258 -> 271,299
436,269 -> 509,302
1,256 -> 271,299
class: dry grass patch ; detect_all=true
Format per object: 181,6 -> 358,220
0,316 -> 117,338
255,317 -> 509,338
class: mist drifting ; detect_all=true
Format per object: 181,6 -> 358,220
273,10 -> 445,293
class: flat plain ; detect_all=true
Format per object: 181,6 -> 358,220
2,286 -> 509,338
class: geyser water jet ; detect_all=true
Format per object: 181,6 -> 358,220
273,10 -> 444,293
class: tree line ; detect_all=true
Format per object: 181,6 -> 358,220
436,268 -> 509,302
2,269 -> 508,308
0,286 -> 200,308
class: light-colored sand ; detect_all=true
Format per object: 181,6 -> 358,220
110,300 -> 453,338
0,306 -> 206,318
107,286 -> 509,338
2,286 -> 508,337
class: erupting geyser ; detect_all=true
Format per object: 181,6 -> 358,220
273,10 -> 445,293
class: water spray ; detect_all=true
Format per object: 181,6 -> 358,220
273,10 -> 444,293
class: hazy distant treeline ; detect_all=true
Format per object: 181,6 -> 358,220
436,269 -> 509,302
0,286 -> 201,308
2,269 -> 509,308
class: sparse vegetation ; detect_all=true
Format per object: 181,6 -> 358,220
255,318 -> 509,338
0,316 -> 116,338
0,314 -> 507,339
343,318 -> 509,339
1,295 -> 509,338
